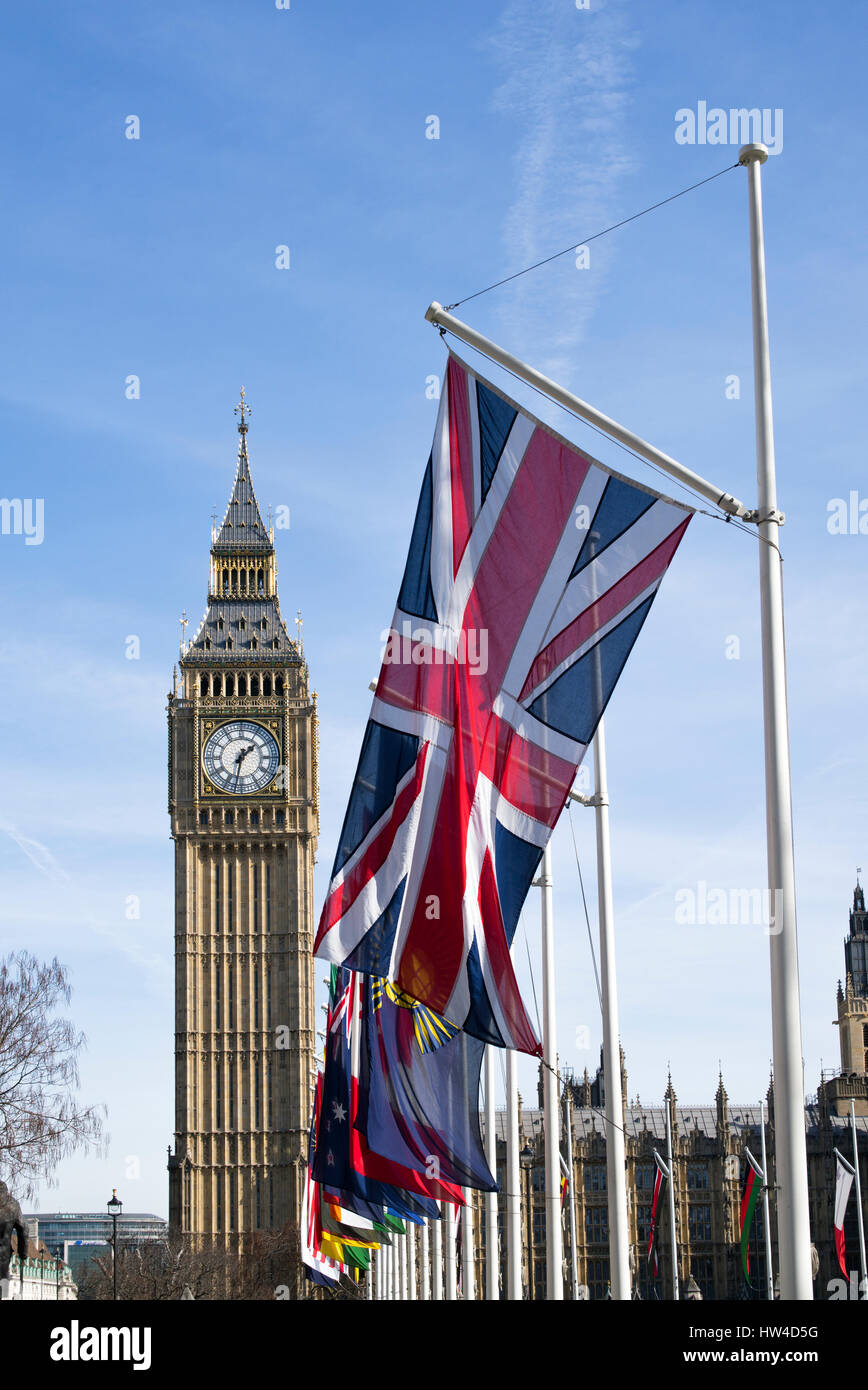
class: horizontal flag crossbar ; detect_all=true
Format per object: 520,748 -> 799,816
425,301 -> 752,522
745,1145 -> 766,1181
834,1147 -> 856,1176
652,1148 -> 671,1181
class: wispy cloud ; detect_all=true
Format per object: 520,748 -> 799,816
0,820 -> 70,883
487,0 -> 639,376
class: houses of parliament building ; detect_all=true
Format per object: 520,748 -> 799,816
483,878 -> 868,1300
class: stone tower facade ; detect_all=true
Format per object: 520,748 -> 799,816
167,393 -> 318,1240
829,879 -> 868,1117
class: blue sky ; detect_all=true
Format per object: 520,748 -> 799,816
1,0 -> 865,1218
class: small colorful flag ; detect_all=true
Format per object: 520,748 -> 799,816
739,1155 -> 762,1281
647,1155 -> 666,1278
834,1153 -> 855,1278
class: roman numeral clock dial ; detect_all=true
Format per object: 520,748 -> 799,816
202,720 -> 280,795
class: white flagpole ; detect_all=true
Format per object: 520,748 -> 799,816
445,1203 -> 457,1299
428,152 -> 812,1292
420,1218 -> 431,1301
400,1231 -> 408,1300
592,718 -> 631,1298
538,842 -> 564,1299
432,1207 -> 443,1300
665,1101 -> 679,1301
740,142 -> 812,1299
408,1222 -> 417,1301
484,1046 -> 499,1299
851,1099 -> 867,1289
563,1097 -> 579,1300
506,1048 -> 521,1299
462,1188 -> 476,1300
759,1105 -> 775,1300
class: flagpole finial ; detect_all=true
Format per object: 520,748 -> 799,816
738,142 -> 769,166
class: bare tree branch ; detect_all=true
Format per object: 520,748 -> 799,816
0,952 -> 107,1201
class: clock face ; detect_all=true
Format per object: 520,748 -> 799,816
202,721 -> 280,795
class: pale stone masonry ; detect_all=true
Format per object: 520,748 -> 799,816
463,880 -> 868,1300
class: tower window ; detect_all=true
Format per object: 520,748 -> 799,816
275,810 -> 285,828
265,864 -> 271,933
224,810 -> 234,827
238,674 -> 247,696
215,863 -> 221,932
263,676 -> 271,696
251,676 -> 260,697
239,616 -> 246,630
227,862 -> 234,931
226,637 -> 233,650
200,675 -> 208,696
226,674 -> 234,696
250,810 -> 259,828
251,636 -> 257,650
217,618 -> 224,631
222,568 -> 229,595
276,676 -> 284,695
199,810 -> 208,827
260,619 -> 267,631
257,569 -> 264,595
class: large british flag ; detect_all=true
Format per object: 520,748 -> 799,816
315,353 -> 693,1054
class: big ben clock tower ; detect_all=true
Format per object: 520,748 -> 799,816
167,391 -> 318,1240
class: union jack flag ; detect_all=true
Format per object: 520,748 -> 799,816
315,353 -> 692,1053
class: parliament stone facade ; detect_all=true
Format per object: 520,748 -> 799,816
473,880 -> 868,1299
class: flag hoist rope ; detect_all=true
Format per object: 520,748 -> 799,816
424,142 -> 813,1300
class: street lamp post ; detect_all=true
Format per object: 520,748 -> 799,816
107,1189 -> 123,1301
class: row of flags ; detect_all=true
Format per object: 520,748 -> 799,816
305,352 -> 694,1285
302,966 -> 493,1284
